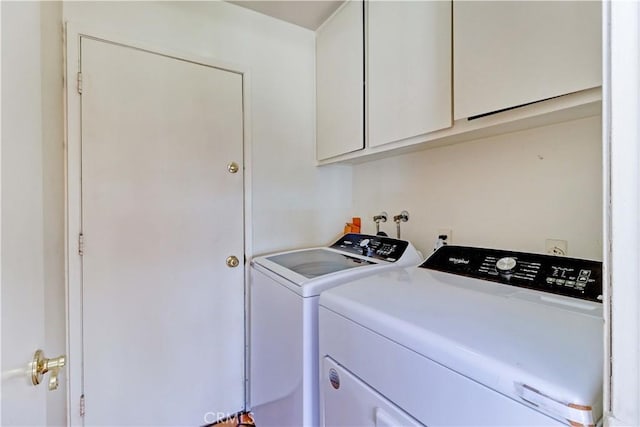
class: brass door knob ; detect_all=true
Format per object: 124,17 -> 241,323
32,349 -> 66,391
226,255 -> 240,268
227,162 -> 239,174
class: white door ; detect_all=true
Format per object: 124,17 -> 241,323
77,37 -> 245,426
2,2 -> 65,424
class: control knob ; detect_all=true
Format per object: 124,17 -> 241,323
359,239 -> 374,257
496,257 -> 517,274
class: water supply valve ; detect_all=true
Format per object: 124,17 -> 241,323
373,212 -> 388,235
393,211 -> 409,239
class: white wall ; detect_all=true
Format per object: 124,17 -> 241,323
62,1 -> 353,255
1,1 -> 65,425
353,115 -> 603,260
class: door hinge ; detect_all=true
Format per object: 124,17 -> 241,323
78,233 -> 84,256
79,394 -> 85,417
77,72 -> 83,94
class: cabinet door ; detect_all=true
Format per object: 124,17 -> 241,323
316,1 -> 364,161
454,1 -> 601,120
368,1 -> 452,148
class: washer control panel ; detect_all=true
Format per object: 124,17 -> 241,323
331,233 -> 410,262
421,245 -> 602,302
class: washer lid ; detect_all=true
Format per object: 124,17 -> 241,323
253,247 -> 389,297
265,249 -> 374,279
251,234 -> 423,297
320,267 -> 603,424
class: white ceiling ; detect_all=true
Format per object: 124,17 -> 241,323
229,1 -> 344,30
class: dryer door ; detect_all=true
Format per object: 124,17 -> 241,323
321,357 -> 423,427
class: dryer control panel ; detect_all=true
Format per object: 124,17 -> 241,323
331,233 -> 410,262
421,246 -> 602,302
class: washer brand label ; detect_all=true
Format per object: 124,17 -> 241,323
328,368 -> 340,390
449,257 -> 470,265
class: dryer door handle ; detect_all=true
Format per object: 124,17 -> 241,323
375,407 -> 421,427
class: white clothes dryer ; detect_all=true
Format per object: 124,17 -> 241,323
249,233 -> 422,427
319,245 -> 603,426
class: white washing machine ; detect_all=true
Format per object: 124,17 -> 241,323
319,245 -> 603,426
249,233 -> 422,427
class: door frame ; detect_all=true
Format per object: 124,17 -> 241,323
602,1 -> 640,425
64,22 -> 253,426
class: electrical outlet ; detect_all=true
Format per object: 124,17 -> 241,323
438,229 -> 452,244
545,239 -> 568,256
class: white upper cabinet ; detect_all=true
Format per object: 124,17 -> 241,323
454,0 -> 602,120
316,0 -> 601,164
368,1 -> 452,147
316,1 -> 364,161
